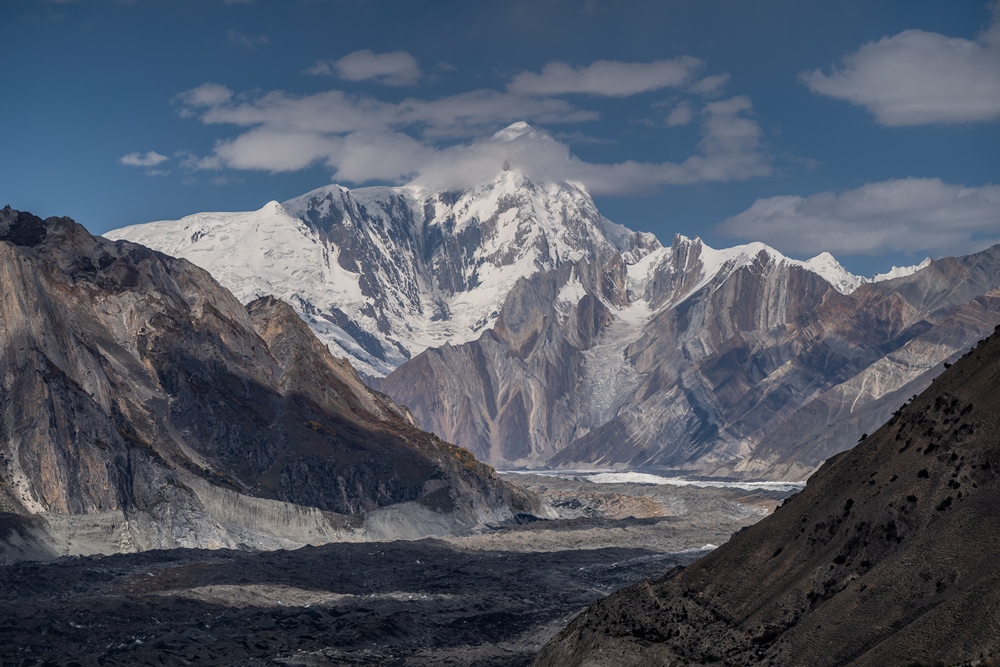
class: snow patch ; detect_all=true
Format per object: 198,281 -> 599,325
800,251 -> 865,294
873,257 -> 932,282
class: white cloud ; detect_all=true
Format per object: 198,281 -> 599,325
801,8 -> 1000,126
175,77 -> 770,194
213,130 -> 342,172
307,50 -> 422,86
182,85 -> 597,139
688,73 -> 729,96
718,178 -> 1000,256
119,151 -> 169,167
176,83 -> 233,117
508,57 -> 703,97
665,101 -> 693,127
227,29 -> 269,49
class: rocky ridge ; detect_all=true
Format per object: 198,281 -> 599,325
532,325 -> 1000,666
379,238 -> 1000,474
108,157 -> 658,379
0,206 -> 535,561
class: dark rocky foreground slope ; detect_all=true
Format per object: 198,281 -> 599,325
0,206 -> 534,560
533,326 -> 1000,666
0,454 -> 788,666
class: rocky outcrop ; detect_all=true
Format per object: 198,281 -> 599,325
0,206 -> 535,560
380,238 -> 1000,472
533,325 -> 1000,667
373,258 -> 627,466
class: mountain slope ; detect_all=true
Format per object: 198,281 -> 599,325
107,164 -> 656,378
0,206 -> 534,560
533,325 -> 1000,666
380,237 -> 1000,471
104,140 -> 995,475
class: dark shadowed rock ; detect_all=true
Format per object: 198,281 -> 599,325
0,207 -> 536,560
532,326 -> 1000,667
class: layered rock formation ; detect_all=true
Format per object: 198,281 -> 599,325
533,326 -> 1000,666
0,206 -> 535,560
380,239 -> 1000,475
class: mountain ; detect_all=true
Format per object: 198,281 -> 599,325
107,159 -> 657,379
0,206 -> 535,561
377,237 -> 1000,474
105,126 -> 999,475
532,325 -> 1000,667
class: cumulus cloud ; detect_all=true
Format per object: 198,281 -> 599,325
718,178 -> 1000,256
801,8 -> 1000,125
180,84 -> 597,139
119,151 -> 169,167
175,79 -> 770,194
508,57 -> 703,97
665,101 -> 693,127
175,83 -> 233,117
688,73 -> 729,96
408,101 -> 769,194
307,50 -> 422,86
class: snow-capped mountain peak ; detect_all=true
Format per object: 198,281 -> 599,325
800,251 -> 866,294
108,170 -> 650,377
491,120 -> 551,143
872,257 -> 933,283
106,173 -> 916,379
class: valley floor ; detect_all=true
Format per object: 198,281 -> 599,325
0,475 -> 793,667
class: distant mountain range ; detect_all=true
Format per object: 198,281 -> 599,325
107,124 -> 1000,478
0,206 -> 534,561
534,324 -> 1000,667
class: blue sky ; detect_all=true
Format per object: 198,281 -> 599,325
2,0 -> 998,275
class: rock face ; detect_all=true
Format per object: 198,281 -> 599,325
380,239 -> 1000,473
0,206 -> 535,560
532,326 -> 1000,667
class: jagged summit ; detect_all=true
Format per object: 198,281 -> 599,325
108,170 -> 655,377
490,120 -> 553,144
873,256 -> 933,282
106,173 -> 880,378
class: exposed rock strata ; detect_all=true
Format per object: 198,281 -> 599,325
381,240 -> 1000,474
532,326 -> 1000,667
0,206 -> 535,559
